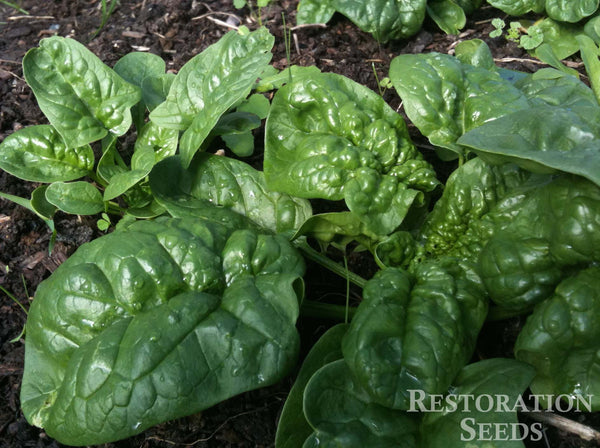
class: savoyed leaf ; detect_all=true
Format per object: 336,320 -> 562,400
45,181 -> 104,215
150,154 -> 312,233
23,37 -> 141,147
0,125 -> 94,182
275,324 -> 348,448
342,261 -> 487,410
21,216 -> 305,445
390,52 -> 530,156
149,27 -> 274,167
332,0 -> 428,42
265,72 -> 438,236
515,267 -> 600,411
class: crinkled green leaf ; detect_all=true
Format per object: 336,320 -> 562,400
534,18 -> 582,60
265,72 -> 438,236
113,52 -> 165,88
515,267 -> 600,411
416,158 -> 532,261
478,175 -> 600,310
45,181 -> 104,215
275,324 -> 348,448
420,359 -> 535,448
389,52 -> 530,155
333,0 -> 427,42
342,260 -> 487,410
426,0 -> 466,35
303,360 -> 419,448
21,216 -> 305,445
23,37 -> 141,147
0,125 -> 94,182
150,155 -> 312,233
149,28 -> 274,167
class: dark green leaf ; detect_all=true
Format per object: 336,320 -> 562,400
21,216 -> 305,445
275,324 -> 348,448
427,0 -> 466,35
265,72 -> 438,236
150,155 -> 312,233
303,360 -> 419,447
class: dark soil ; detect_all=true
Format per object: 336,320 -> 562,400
0,1 -> 598,447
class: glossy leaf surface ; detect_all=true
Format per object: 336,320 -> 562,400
23,37 -> 141,147
21,216 -> 305,445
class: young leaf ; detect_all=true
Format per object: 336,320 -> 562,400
150,154 -> 312,233
22,37 -> 141,147
149,27 -> 274,167
275,324 -> 348,448
20,216 -> 305,445
30,186 -> 57,220
45,181 -> 104,215
141,73 -> 175,111
0,125 -> 94,182
426,0 -> 467,35
265,72 -> 438,236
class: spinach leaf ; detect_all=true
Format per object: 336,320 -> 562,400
22,37 -> 141,148
275,324 -> 348,448
150,154 -> 312,233
427,0 -> 467,35
342,259 -> 487,410
265,72 -> 438,236
20,215 -> 305,445
302,360 -> 420,447
0,125 -> 94,182
420,358 -> 536,448
150,27 -> 274,167
389,52 -> 530,156
515,267 -> 600,411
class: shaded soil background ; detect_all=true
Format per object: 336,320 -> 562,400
0,0 -> 598,447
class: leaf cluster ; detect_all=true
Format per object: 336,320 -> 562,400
2,22 -> 600,448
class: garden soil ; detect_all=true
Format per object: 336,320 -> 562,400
0,1 -> 598,447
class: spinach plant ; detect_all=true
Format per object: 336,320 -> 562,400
296,0 -> 483,41
8,27 -> 600,448
0,26 -> 276,226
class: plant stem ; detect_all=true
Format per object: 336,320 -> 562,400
0,0 -> 28,14
300,299 -> 357,322
293,240 -> 367,288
